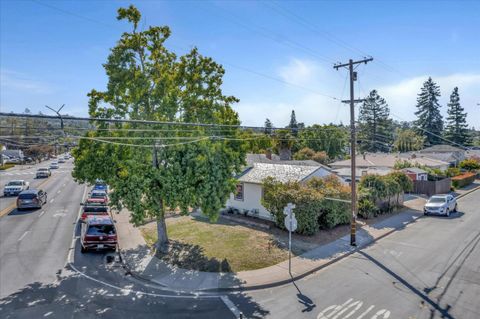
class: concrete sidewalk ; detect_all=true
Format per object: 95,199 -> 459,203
114,182 -> 480,292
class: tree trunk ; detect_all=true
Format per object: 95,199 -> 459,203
156,213 -> 169,254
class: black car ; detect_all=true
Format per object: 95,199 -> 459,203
16,189 -> 48,210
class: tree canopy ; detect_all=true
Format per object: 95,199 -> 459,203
414,77 -> 443,146
444,87 -> 471,146
72,5 -> 245,252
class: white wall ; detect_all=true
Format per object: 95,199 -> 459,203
226,182 -> 273,221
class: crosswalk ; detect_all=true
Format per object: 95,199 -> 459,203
1,170 -> 71,176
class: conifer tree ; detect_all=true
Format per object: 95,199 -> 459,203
414,77 -> 443,146
444,87 -> 470,146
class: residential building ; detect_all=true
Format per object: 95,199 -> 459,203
417,144 -> 466,166
226,161 -> 335,221
332,167 -> 393,183
402,167 -> 428,181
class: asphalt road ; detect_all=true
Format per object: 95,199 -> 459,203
240,190 -> 480,319
0,160 -> 241,318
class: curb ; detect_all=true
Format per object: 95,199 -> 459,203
118,185 -> 480,293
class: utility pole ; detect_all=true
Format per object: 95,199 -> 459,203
45,104 -> 66,135
334,57 -> 373,246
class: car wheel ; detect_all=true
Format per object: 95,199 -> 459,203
81,246 -> 86,254
453,204 -> 457,212
445,209 -> 450,217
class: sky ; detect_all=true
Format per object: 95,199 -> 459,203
1,0 -> 479,128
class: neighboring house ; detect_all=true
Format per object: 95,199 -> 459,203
330,153 -> 449,171
402,167 -> 428,181
333,167 -> 393,183
226,162 -> 335,221
466,149 -> 480,159
417,144 -> 466,167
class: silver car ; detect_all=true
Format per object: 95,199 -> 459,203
3,180 -> 30,196
424,194 -> 457,217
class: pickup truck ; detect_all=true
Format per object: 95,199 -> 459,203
3,180 -> 30,196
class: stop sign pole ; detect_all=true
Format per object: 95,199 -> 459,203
283,203 -> 297,277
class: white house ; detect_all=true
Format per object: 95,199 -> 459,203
226,162 -> 334,221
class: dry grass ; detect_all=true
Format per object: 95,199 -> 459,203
140,215 -> 298,272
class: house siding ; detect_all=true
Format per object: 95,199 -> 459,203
226,183 -> 272,220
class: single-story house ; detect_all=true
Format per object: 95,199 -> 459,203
1,149 -> 24,160
330,153 -> 450,171
402,167 -> 428,181
226,162 -> 335,221
417,144 -> 466,167
332,167 -> 393,183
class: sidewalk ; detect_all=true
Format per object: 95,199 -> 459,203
114,182 -> 480,292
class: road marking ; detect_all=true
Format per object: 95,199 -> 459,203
39,211 -> 45,218
50,198 -> 55,203
318,299 -> 390,319
18,231 -> 29,242
57,190 -> 61,194
220,296 -> 242,318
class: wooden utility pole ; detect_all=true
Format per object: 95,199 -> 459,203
334,57 -> 373,246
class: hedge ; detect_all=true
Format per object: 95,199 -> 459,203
452,172 -> 476,188
0,163 -> 15,170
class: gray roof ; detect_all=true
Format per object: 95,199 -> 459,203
419,144 -> 465,153
333,167 -> 392,178
330,152 -> 449,169
237,163 -> 323,184
402,167 -> 428,174
1,149 -> 24,158
245,153 -> 280,166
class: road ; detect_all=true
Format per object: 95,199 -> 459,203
0,160 -> 241,318
240,190 -> 480,319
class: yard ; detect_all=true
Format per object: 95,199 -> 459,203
140,215 -> 302,272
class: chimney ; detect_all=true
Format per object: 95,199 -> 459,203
265,149 -> 272,160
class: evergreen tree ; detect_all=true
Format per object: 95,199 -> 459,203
264,118 -> 273,135
288,110 -> 299,136
358,90 -> 393,152
414,77 -> 443,146
444,87 -> 470,146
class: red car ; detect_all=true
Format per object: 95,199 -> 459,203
80,199 -> 109,222
88,190 -> 108,204
81,215 -> 117,253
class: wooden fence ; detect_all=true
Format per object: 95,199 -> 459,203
413,178 -> 451,196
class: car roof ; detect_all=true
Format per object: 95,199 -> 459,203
8,180 -> 25,183
431,195 -> 448,198
86,215 -> 114,225
38,167 -> 49,170
20,189 -> 40,194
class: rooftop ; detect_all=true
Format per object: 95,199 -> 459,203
330,153 -> 449,169
419,144 -> 465,153
238,162 -> 323,184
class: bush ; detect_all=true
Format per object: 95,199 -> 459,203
459,159 -> 480,171
0,163 -> 15,170
358,198 -> 377,219
452,172 -> 476,188
445,167 -> 461,177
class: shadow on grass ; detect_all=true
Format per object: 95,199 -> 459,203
157,240 -> 232,272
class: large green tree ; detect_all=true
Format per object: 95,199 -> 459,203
444,87 -> 470,146
414,77 -> 443,146
72,6 -> 245,253
298,124 -> 347,159
358,90 -> 393,152
393,128 -> 425,152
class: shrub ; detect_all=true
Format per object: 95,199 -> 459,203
452,172 -> 476,188
0,163 -> 15,170
294,147 -> 329,164
445,167 -> 461,177
358,198 -> 377,219
459,159 -> 480,171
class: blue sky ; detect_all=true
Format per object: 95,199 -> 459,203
1,0 -> 479,128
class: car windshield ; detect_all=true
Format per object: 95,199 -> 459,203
87,225 -> 115,235
91,193 -> 106,198
18,193 -> 35,199
38,168 -> 48,171
7,181 -> 23,186
428,197 -> 446,203
84,205 -> 108,213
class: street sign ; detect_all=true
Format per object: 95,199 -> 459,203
285,214 -> 298,232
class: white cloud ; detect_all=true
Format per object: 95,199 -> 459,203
0,69 -> 54,94
379,73 -> 480,127
277,58 -> 321,86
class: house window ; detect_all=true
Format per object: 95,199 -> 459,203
234,183 -> 244,201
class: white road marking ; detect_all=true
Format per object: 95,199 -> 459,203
18,231 -> 29,242
318,299 -> 390,319
220,295 -> 242,318
50,198 -> 55,203
57,190 -> 61,194
39,211 -> 45,218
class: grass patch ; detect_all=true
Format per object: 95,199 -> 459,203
141,215 -> 296,272
0,164 -> 15,170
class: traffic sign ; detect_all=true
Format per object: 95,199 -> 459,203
285,214 -> 298,232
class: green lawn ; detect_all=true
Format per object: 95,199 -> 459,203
141,215 -> 293,272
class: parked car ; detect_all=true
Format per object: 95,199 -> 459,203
80,199 -> 109,222
58,158 -> 65,163
80,215 -> 117,253
93,180 -> 108,192
16,189 -> 48,210
36,167 -> 51,178
424,194 -> 457,217
88,189 -> 108,204
50,162 -> 59,169
3,180 -> 30,196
